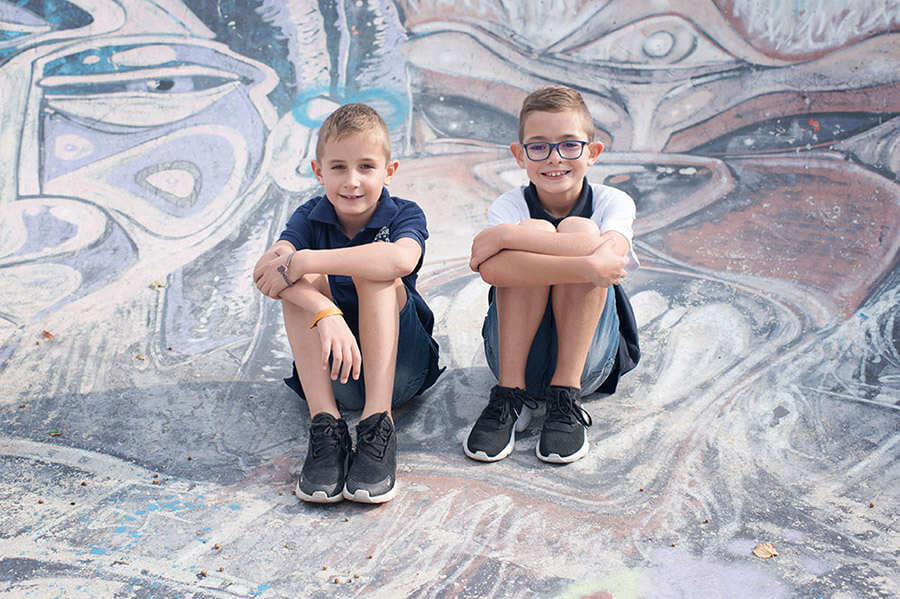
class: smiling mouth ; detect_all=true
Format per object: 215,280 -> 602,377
542,170 -> 570,178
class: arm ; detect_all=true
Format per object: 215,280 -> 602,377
253,240 -> 297,298
478,231 -> 630,288
287,237 -> 422,284
254,237 -> 422,299
470,222 -> 603,271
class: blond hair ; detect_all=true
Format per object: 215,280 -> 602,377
316,103 -> 392,161
518,85 -> 595,142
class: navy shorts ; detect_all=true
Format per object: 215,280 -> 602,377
482,286 -> 619,398
285,295 -> 436,411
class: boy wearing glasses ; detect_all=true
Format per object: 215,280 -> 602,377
465,85 -> 640,464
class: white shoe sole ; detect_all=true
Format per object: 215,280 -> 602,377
296,479 -> 344,503
536,435 -> 589,464
463,430 -> 515,462
343,483 -> 397,504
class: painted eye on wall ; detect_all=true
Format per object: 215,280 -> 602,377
35,43 -> 268,128
560,15 -> 740,71
416,93 -> 518,143
691,112 -> 898,155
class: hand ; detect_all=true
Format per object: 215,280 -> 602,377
469,225 -> 507,272
589,240 -> 629,287
315,314 -> 362,384
253,245 -> 294,298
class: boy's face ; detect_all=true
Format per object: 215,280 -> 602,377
311,132 -> 398,233
510,110 -> 604,216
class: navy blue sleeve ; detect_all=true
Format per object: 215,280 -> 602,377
278,200 -> 316,250
388,199 -> 428,273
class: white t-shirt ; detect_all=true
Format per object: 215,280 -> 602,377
487,183 -> 640,270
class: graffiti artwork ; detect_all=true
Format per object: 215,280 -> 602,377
1,1 -> 898,597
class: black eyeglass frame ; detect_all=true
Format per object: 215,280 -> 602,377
521,140 -> 589,161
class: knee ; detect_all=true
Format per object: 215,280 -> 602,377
353,277 -> 406,306
557,216 -> 600,235
519,218 -> 557,232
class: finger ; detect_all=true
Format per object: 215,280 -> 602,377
321,341 -> 331,370
330,346 -> 343,381
351,344 -> 362,380
339,350 -> 353,384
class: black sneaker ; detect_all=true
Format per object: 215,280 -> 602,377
464,385 -> 537,462
537,386 -> 592,463
343,412 -> 397,503
296,413 -> 351,503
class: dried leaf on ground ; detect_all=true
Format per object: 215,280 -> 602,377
752,542 -> 779,559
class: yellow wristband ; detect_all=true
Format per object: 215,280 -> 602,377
310,306 -> 343,329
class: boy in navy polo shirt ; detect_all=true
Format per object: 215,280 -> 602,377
465,85 -> 640,464
254,104 -> 440,503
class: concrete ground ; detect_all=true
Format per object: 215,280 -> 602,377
2,149 -> 898,598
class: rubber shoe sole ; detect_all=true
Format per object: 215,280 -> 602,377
343,482 -> 397,504
296,478 -> 344,503
463,429 -> 515,462
536,432 -> 589,464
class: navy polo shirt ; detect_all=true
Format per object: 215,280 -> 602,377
278,188 -> 434,338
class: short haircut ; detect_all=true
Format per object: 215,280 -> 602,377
518,85 -> 595,143
316,103 -> 392,161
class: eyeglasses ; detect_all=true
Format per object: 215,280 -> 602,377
521,140 -> 588,161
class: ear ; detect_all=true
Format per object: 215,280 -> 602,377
383,159 -> 399,184
311,159 -> 324,184
510,143 -> 527,168
586,141 -> 604,165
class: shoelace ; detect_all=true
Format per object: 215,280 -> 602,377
484,388 -> 538,424
546,389 -> 592,428
309,419 -> 344,458
357,414 -> 391,459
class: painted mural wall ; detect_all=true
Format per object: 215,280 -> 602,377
1,1 -> 899,596
3,0 -> 898,397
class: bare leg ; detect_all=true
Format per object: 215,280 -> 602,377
495,219 -> 556,390
550,217 -> 607,389
282,275 -> 341,418
354,277 -> 407,420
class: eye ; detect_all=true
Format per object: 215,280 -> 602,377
560,141 -> 583,151
689,112 -> 897,155
527,143 -> 550,153
416,93 -> 518,143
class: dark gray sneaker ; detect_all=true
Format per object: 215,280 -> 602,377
343,412 -> 397,503
464,385 -> 537,462
536,386 -> 592,463
296,413 -> 352,503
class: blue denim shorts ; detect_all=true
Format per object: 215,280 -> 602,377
285,295 -> 436,411
482,286 -> 619,398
